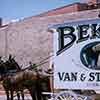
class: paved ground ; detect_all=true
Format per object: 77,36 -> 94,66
0,91 -> 32,100
0,95 -> 32,100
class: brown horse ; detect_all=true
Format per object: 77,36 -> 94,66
0,55 -> 52,100
9,69 -> 52,100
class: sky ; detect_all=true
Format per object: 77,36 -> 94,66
0,0 -> 81,21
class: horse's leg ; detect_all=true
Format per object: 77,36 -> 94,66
28,88 -> 37,100
38,85 -> 47,100
36,86 -> 43,100
10,90 -> 13,100
21,90 -> 24,100
5,90 -> 10,100
17,91 -> 20,100
36,82 -> 42,100
3,84 -> 10,100
41,78 -> 51,100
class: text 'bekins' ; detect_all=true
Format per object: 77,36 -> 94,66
57,24 -> 100,55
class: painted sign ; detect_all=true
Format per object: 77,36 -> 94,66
53,19 -> 100,89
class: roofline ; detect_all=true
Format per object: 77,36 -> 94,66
35,2 -> 87,17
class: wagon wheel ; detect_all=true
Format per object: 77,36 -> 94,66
54,91 -> 78,100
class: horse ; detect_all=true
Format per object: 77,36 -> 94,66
0,55 -> 52,100
11,68 -> 52,100
0,55 -> 25,100
0,66 -> 52,100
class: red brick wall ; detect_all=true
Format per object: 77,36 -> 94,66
46,4 -> 78,16
37,3 -> 87,17
36,2 -> 100,17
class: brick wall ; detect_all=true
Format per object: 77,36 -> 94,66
36,3 -> 88,17
37,3 -> 80,17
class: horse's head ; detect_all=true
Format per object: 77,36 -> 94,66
5,54 -> 21,71
92,43 -> 100,52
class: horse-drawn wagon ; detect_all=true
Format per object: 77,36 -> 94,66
0,18 -> 100,100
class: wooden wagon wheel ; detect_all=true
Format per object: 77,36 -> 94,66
54,91 -> 78,100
